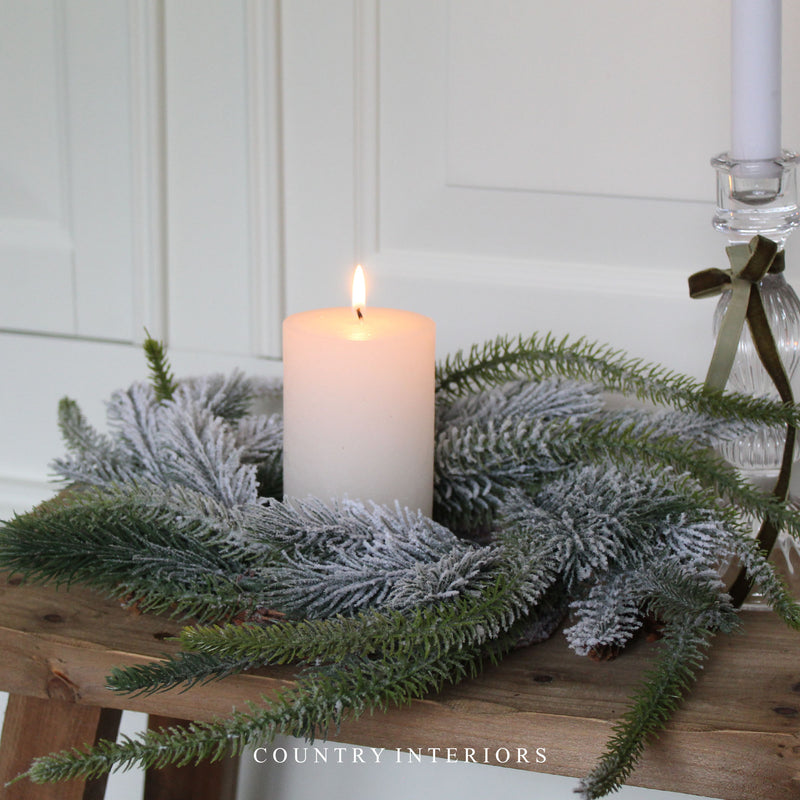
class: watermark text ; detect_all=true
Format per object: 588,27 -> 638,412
252,745 -> 546,766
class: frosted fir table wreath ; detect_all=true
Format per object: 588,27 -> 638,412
2,333 -> 800,799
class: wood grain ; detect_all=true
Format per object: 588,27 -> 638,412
0,572 -> 798,800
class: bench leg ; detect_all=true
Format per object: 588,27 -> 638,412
143,715 -> 239,800
0,693 -> 121,800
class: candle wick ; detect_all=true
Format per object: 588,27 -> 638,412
356,307 -> 364,320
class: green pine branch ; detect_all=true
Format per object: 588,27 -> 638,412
436,332 -> 799,428
107,536 -> 562,697
106,651 -> 259,697
143,333 -> 177,403
580,564 -> 738,798
246,568 -> 548,663
579,620 -> 715,799
22,631 -> 518,785
0,492 -> 258,621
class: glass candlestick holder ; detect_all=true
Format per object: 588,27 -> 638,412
710,151 -> 800,586
711,151 -> 800,475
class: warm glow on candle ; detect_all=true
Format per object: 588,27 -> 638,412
282,289 -> 436,513
352,265 -> 366,316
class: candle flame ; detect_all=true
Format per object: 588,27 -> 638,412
352,265 -> 366,317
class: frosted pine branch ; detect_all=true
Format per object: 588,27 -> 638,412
242,499 -> 499,617
436,332 -> 800,428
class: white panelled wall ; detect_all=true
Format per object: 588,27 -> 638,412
2,1 -> 798,798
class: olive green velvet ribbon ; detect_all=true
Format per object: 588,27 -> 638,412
688,234 -> 795,607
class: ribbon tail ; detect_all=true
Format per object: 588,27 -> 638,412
727,425 -> 795,608
745,284 -> 794,406
703,277 -> 751,392
727,284 -> 796,608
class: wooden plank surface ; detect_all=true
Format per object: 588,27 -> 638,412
0,572 -> 798,800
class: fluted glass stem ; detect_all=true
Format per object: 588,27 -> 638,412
711,152 -> 800,586
713,272 -> 800,475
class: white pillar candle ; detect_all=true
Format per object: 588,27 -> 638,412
731,0 -> 782,161
282,268 -> 436,515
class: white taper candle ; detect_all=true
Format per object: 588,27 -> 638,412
731,0 -> 782,161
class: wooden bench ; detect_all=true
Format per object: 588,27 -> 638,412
0,572 -> 798,800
